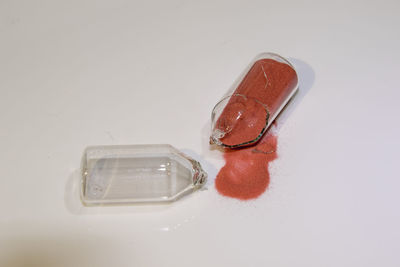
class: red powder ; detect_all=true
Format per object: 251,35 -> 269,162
216,59 -> 297,147
214,57 -> 297,199
215,132 -> 277,200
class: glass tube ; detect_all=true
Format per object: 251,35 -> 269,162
210,52 -> 299,148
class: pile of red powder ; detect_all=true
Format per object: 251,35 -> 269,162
215,132 -> 278,200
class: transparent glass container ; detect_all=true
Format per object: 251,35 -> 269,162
210,52 -> 299,148
81,144 -> 207,205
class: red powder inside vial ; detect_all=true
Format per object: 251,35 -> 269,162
217,59 -> 297,147
215,58 -> 297,200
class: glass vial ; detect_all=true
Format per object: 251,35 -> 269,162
210,52 -> 299,148
81,144 -> 207,205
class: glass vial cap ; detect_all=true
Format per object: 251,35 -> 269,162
81,144 -> 207,205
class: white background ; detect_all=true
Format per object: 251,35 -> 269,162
1,0 -> 399,266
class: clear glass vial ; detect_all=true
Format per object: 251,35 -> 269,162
81,144 -> 207,205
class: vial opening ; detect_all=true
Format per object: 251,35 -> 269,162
211,94 -> 269,148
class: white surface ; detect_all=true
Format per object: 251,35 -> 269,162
1,0 -> 399,266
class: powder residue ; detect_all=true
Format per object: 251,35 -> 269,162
215,131 -> 278,200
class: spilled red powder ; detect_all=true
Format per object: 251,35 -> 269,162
215,132 -> 277,200
214,57 -> 297,199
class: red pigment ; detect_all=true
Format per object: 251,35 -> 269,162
215,57 -> 297,199
215,132 -> 277,200
217,59 -> 297,147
